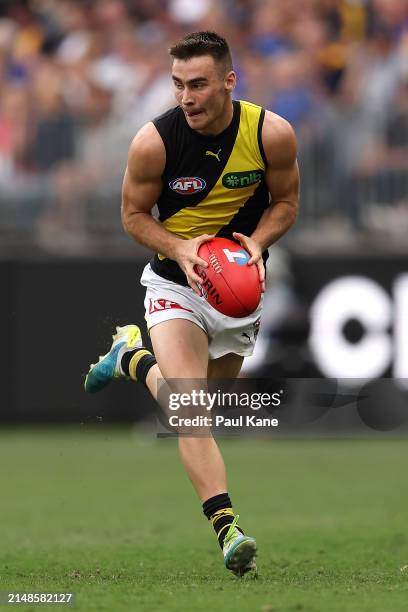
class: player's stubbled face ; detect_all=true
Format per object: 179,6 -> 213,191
172,56 -> 234,136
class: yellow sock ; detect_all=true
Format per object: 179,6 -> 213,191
128,349 -> 154,381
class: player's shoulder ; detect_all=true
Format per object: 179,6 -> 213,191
129,122 -> 164,157
153,105 -> 181,127
127,122 -> 166,179
261,110 -> 297,166
262,111 -> 297,148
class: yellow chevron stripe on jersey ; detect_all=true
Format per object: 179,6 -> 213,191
161,101 -> 266,240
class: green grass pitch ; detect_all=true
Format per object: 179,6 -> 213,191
0,429 -> 407,611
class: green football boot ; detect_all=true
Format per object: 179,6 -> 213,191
84,324 -> 142,393
223,516 -> 257,577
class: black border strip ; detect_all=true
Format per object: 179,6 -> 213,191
257,108 -> 267,165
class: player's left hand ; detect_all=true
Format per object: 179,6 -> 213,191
232,232 -> 265,293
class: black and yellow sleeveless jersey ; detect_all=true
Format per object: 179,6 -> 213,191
151,99 -> 269,285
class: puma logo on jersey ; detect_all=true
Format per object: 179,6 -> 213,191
206,148 -> 221,162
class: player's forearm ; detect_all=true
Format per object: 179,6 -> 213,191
250,201 -> 298,251
122,211 -> 183,259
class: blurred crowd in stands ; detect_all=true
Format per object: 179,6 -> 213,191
0,0 -> 407,255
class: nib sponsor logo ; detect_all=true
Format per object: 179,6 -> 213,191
223,170 -> 263,189
169,177 -> 206,195
149,299 -> 193,314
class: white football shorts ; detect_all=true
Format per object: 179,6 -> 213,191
140,263 -> 263,360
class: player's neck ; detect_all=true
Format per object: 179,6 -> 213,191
196,99 -> 234,137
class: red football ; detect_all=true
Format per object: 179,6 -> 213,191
195,237 -> 262,318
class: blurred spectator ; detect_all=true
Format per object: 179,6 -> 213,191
0,84 -> 32,179
249,4 -> 293,57
267,52 -> 322,132
352,78 -> 408,235
31,59 -> 76,171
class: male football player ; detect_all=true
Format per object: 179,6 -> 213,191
85,31 -> 299,576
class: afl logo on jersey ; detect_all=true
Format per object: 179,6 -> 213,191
169,177 -> 206,195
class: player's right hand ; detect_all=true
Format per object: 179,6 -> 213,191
173,234 -> 213,295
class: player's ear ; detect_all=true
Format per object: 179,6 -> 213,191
225,71 -> 236,93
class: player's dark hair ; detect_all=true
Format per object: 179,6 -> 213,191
169,31 -> 233,74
